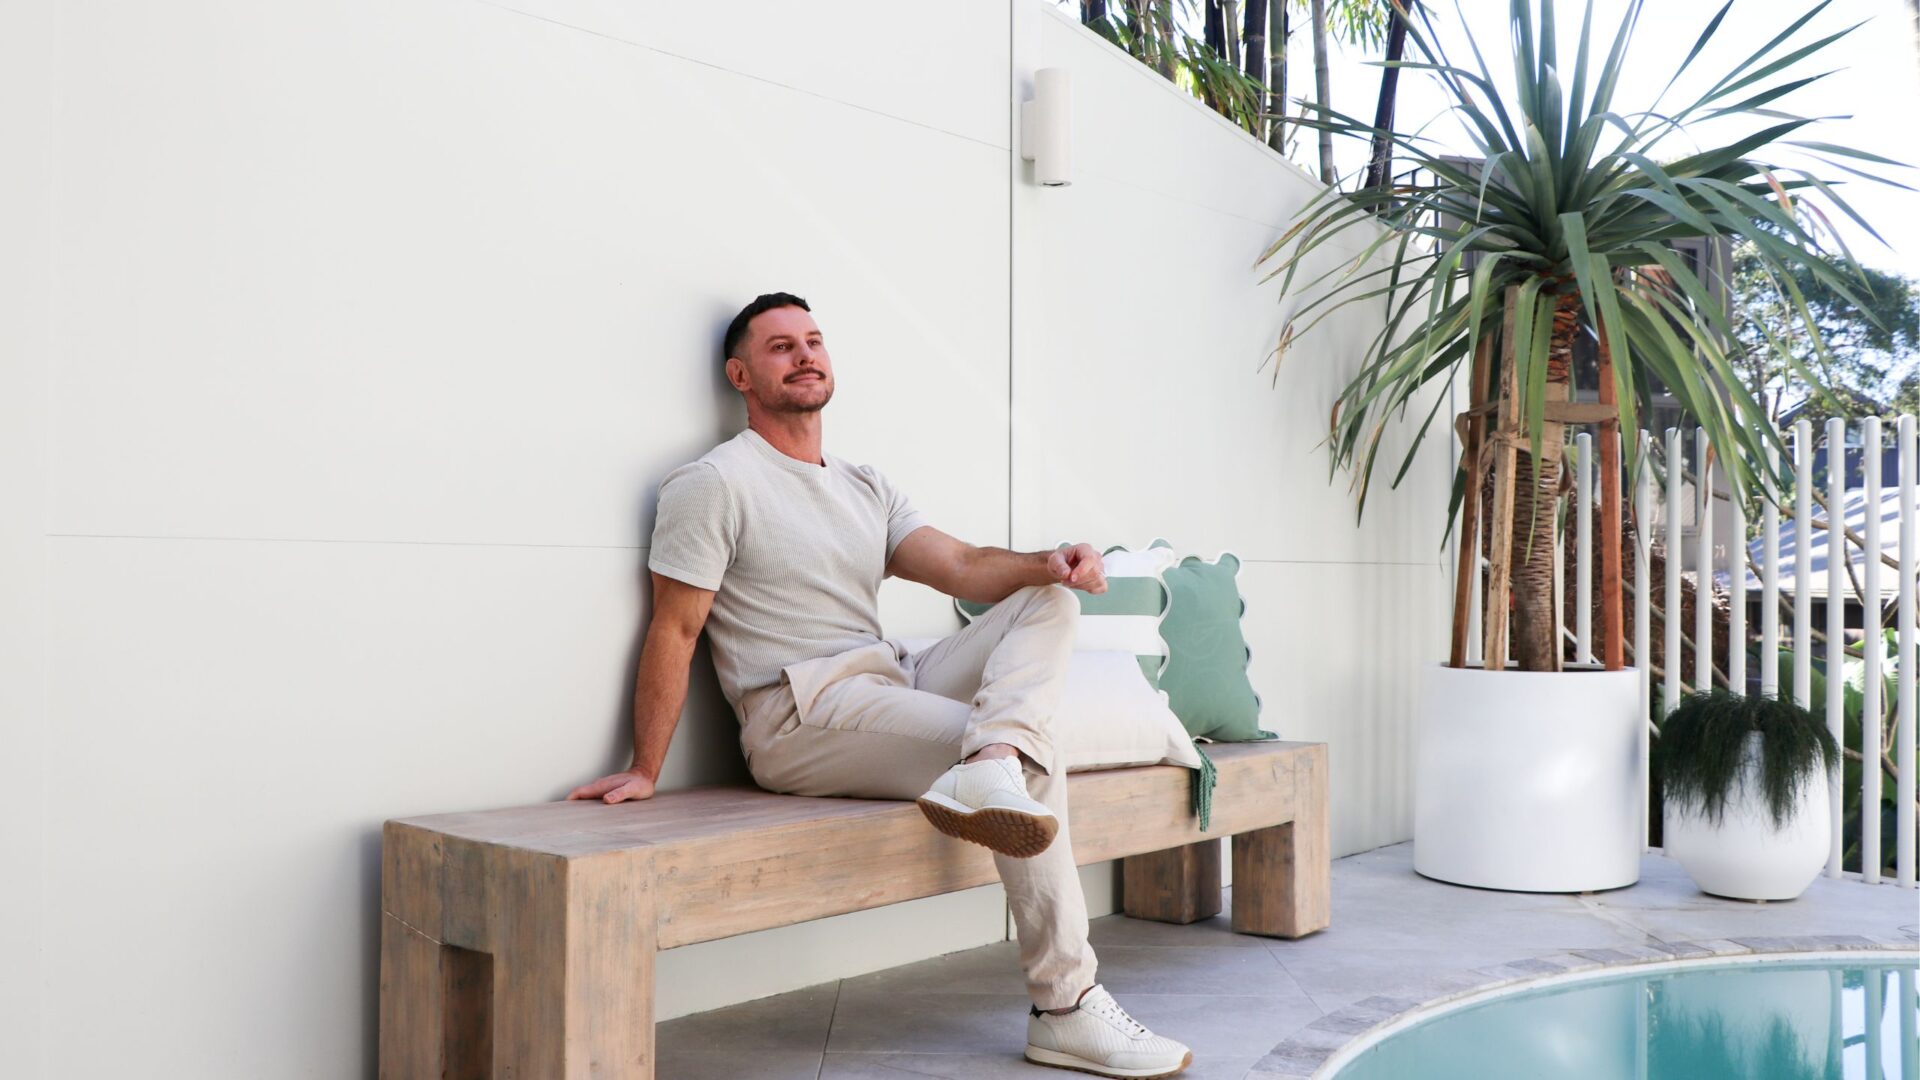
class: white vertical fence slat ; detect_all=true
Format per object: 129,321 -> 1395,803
1827,418 -> 1847,880
1594,417 -> 1913,885
1665,428 -> 1683,720
1696,427 -> 1713,693
1577,432 -> 1593,664
1793,421 -> 1812,712
1865,416 -> 1884,885
1901,416 -> 1917,888
1554,501 -> 1565,661
1636,432 -> 1652,850
1759,445 -> 1778,695
1731,463 -> 1748,693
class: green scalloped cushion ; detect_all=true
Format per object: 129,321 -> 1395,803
1158,552 -> 1273,742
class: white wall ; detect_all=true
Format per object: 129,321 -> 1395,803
2,2 -> 54,1076
2,1 -> 1446,1075
1015,6 -> 1449,859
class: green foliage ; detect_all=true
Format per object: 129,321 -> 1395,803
1308,0 -> 1393,52
1774,646 -> 1909,874
1655,690 -> 1838,830
1732,235 -> 1920,421
1082,1 -> 1392,139
1087,2 -> 1272,135
1256,0 -> 1903,521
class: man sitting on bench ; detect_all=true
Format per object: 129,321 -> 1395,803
568,292 -> 1194,1079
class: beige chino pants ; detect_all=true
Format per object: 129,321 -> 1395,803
735,583 -> 1098,1008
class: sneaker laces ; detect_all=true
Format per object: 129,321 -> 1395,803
1085,994 -> 1149,1038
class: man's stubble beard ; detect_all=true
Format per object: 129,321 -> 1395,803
759,381 -> 833,415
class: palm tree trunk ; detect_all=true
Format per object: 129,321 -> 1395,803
1224,1 -> 1242,71
1363,0 -> 1416,193
1203,2 -> 1227,111
1510,294 -> 1581,672
1244,0 -> 1269,143
1267,0 -> 1289,152
1309,0 -> 1334,185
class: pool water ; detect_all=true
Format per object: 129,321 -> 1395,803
1331,959 -> 1919,1080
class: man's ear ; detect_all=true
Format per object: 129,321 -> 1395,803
723,355 -> 748,391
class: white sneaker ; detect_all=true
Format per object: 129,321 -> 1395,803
1026,985 -> 1193,1078
915,756 -> 1059,858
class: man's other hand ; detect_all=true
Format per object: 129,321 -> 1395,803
567,767 -> 657,804
1047,543 -> 1108,594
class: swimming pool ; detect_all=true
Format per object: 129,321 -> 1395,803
1327,957 -> 1919,1080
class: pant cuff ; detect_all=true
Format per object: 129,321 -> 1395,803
960,728 -> 1055,775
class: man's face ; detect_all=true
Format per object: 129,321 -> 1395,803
728,306 -> 834,414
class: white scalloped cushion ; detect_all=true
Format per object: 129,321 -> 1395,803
892,641 -> 1201,773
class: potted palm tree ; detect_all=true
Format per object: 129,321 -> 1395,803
1260,0 -> 1890,890
1656,691 -> 1839,900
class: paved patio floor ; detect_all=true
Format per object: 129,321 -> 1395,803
657,842 -> 1920,1079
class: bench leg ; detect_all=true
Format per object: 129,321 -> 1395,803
1122,838 -> 1223,924
481,848 -> 656,1079
382,822 -> 657,1080
1230,747 -> 1330,938
381,822 -> 473,1078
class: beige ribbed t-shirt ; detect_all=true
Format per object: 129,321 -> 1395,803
646,428 -> 931,712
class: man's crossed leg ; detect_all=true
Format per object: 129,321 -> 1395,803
737,584 -> 1194,1078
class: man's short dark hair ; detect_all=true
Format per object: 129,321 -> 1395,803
722,292 -> 811,364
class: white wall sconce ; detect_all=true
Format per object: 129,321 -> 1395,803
1021,68 -> 1073,187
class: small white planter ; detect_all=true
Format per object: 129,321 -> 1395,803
1414,663 -> 1643,892
1663,732 -> 1831,901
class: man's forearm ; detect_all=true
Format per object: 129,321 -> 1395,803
956,546 -> 1057,604
629,629 -> 698,780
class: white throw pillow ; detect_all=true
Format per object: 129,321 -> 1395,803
1096,542 -> 1182,578
894,639 -> 1201,774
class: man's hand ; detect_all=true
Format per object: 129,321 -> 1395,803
567,767 -> 657,805
1047,543 -> 1107,594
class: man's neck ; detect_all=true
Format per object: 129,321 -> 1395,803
746,414 -> 825,467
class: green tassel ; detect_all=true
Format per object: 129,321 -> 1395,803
1189,741 -> 1217,832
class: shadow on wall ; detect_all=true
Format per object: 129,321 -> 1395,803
640,302 -> 754,791
354,301 -> 757,1074
358,828 -> 382,1077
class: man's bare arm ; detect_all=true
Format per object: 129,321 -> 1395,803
567,572 -> 715,804
886,526 -> 1107,603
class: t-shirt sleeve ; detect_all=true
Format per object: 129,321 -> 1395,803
862,465 -> 933,564
647,462 -> 734,591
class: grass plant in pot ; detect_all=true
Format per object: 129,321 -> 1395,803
1656,691 -> 1839,900
1259,0 -> 1890,891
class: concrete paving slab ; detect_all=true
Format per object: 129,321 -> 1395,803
666,840 -> 1917,1080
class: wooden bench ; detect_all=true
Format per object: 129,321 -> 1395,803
378,740 -> 1328,1079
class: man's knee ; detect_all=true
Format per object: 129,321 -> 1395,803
1013,582 -> 1079,622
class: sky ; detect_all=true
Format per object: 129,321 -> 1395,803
1058,0 -> 1920,280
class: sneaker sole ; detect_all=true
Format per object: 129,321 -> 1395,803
1023,1046 -> 1194,1078
915,792 -> 1059,858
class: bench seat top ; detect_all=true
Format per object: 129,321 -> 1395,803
394,740 -> 1312,857
386,740 -> 1323,949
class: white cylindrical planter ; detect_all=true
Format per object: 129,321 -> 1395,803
1415,664 -> 1643,892
1663,732 -> 1831,900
